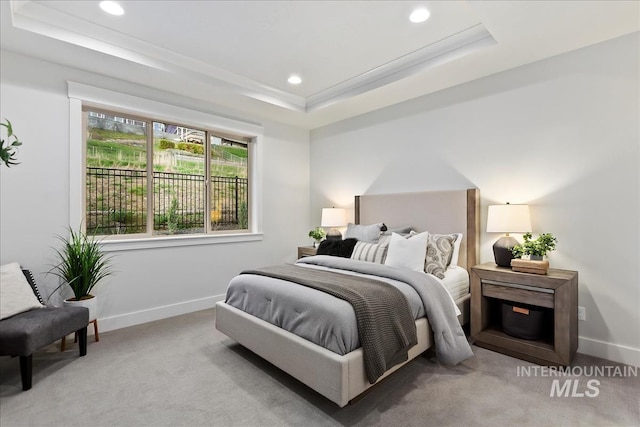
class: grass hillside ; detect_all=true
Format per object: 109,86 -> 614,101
86,128 -> 247,177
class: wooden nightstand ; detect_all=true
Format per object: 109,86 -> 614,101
297,246 -> 317,259
471,262 -> 578,366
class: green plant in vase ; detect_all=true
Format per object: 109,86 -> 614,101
49,228 -> 114,320
512,232 -> 558,260
308,227 -> 326,248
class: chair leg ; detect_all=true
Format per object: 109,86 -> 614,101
62,320 -> 96,352
93,319 -> 100,342
78,327 -> 88,357
19,355 -> 33,391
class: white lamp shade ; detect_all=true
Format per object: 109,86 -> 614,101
321,208 -> 347,227
486,204 -> 532,233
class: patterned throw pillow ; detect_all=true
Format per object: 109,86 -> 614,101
425,233 -> 458,279
351,241 -> 388,264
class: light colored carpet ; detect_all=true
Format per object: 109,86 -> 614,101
1,308 -> 638,427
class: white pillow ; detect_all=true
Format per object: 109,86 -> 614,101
384,232 -> 428,272
449,233 -> 464,267
0,262 -> 44,320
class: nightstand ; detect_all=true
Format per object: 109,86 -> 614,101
471,262 -> 578,366
297,246 -> 317,259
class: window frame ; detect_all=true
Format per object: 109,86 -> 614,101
68,82 -> 263,252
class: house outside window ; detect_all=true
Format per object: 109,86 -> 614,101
84,108 -> 250,238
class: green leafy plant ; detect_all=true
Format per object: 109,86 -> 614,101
308,227 -> 326,242
512,232 -> 558,258
1,119 -> 22,167
167,197 -> 180,234
49,228 -> 114,300
159,139 -> 176,150
238,200 -> 248,229
176,141 -> 204,155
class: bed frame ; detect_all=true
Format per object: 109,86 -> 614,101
216,188 -> 479,407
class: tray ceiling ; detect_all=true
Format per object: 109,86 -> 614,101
1,1 -> 638,129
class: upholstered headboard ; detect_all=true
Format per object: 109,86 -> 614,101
354,189 -> 479,271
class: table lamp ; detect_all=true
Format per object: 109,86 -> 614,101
486,203 -> 532,267
321,208 -> 346,240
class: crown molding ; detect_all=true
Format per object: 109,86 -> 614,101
10,1 -> 495,114
305,24 -> 496,112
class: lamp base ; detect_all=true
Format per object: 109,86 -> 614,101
326,228 -> 342,240
493,236 -> 519,267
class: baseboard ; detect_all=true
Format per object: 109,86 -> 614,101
97,294 -> 226,333
578,336 -> 640,367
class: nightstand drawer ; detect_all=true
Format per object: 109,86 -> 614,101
482,282 -> 554,309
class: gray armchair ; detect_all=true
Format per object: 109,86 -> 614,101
0,269 -> 89,390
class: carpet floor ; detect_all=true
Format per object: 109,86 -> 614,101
1,308 -> 638,427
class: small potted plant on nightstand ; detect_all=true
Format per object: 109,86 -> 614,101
512,232 -> 557,260
308,227 -> 326,248
511,232 -> 557,274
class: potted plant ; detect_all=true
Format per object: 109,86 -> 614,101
308,227 -> 326,248
1,119 -> 22,167
512,232 -> 558,260
49,228 -> 113,320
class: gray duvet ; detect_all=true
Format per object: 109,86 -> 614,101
224,255 -> 473,365
240,264 -> 417,384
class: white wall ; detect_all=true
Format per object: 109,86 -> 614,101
310,33 -> 640,366
0,50 -> 310,331
2,32 -> 638,366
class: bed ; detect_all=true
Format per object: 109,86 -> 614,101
216,189 -> 479,407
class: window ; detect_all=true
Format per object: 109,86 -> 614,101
84,108 -> 250,238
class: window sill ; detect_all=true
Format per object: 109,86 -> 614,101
100,232 -> 263,252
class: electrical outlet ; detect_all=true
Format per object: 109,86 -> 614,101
578,306 -> 586,321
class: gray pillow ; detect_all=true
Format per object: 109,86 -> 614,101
343,223 -> 384,243
381,226 -> 413,235
378,228 -> 414,246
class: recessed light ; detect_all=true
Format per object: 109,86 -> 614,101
409,8 -> 430,23
100,1 -> 124,16
288,75 -> 302,85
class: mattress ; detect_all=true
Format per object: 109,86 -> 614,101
224,256 -> 468,356
441,267 -> 470,302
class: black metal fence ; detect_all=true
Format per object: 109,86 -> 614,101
86,167 -> 248,235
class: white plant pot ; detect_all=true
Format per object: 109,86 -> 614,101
64,294 -> 98,321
